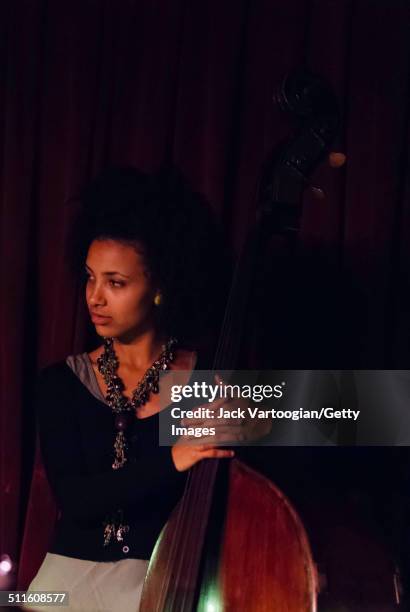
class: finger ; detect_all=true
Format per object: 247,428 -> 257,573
183,396 -> 228,415
182,425 -> 246,442
215,417 -> 246,426
189,395 -> 243,413
181,417 -> 245,427
187,433 -> 241,446
175,436 -> 213,447
196,443 -> 220,452
213,427 -> 247,440
214,373 -> 234,400
182,419 -> 267,443
181,417 -> 218,427
197,422 -> 273,445
200,432 -> 245,445
206,396 -> 232,410
200,449 -> 235,459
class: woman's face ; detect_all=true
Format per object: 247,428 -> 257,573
85,238 -> 157,340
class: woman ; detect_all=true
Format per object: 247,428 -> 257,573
23,167 -> 253,612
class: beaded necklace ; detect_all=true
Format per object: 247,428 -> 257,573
96,336 -> 177,548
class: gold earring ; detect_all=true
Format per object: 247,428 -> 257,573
154,293 -> 162,306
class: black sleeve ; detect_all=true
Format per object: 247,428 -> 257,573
36,364 -> 186,523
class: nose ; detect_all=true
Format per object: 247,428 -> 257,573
87,282 -> 107,307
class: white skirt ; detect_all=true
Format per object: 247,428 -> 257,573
21,553 -> 149,612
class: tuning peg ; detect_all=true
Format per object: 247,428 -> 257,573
309,184 -> 326,200
328,152 -> 346,168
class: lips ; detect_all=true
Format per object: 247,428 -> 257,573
90,311 -> 112,324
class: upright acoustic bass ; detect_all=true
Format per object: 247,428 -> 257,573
141,69 -> 340,612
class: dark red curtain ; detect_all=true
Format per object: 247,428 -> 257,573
0,0 -> 409,590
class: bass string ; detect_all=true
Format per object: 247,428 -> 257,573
161,289 -> 239,600
213,226 -> 260,371
212,223 -> 254,368
182,462 -> 219,611
156,468 -> 196,610
167,460 -> 219,610
213,282 -> 243,370
160,224 -> 261,607
172,300 -> 245,601
157,468 -> 193,610
172,463 -> 207,592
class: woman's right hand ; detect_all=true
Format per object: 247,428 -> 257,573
171,443 -> 234,472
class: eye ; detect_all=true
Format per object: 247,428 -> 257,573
83,271 -> 94,284
109,280 -> 125,288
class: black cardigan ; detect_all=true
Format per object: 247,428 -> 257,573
36,361 -> 186,562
